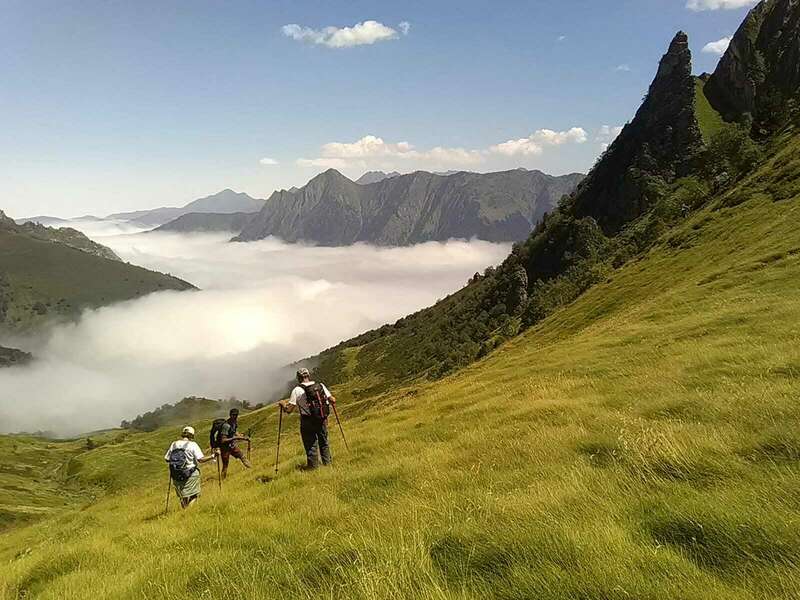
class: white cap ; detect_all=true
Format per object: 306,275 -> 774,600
182,426 -> 195,437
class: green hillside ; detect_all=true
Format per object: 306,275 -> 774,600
695,78 -> 727,141
0,226 -> 194,329
0,124 -> 798,599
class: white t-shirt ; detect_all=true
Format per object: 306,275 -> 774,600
289,381 -> 332,416
164,439 -> 205,469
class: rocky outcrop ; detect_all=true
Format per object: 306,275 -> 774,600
705,0 -> 800,125
18,223 -> 121,261
1,211 -> 120,261
0,346 -> 32,367
234,169 -> 584,246
569,32 -> 703,234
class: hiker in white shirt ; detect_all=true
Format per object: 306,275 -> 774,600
164,426 -> 215,508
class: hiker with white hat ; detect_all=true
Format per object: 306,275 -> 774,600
164,426 -> 216,509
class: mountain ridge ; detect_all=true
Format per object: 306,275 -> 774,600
107,189 -> 266,227
234,168 -> 584,245
0,209 -> 195,331
308,15 -> 795,393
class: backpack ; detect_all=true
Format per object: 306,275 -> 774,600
168,444 -> 197,482
301,383 -> 330,421
210,418 -> 226,449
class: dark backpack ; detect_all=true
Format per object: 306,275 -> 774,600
210,418 -> 226,449
168,444 -> 197,482
301,383 -> 330,421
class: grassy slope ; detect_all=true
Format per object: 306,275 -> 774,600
695,78 -> 727,142
0,134 -> 799,598
0,230 -> 193,328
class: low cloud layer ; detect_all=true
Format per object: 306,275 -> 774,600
282,20 -> 410,48
0,226 -> 508,435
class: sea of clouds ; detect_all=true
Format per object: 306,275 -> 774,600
0,222 -> 509,435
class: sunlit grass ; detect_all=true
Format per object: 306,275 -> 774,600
1,136 -> 800,598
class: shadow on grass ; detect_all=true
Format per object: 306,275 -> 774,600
640,503 -> 800,575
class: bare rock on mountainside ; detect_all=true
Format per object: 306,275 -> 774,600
705,0 -> 800,130
0,345 -> 32,367
2,211 -> 120,261
569,31 -> 703,234
234,169 -> 584,246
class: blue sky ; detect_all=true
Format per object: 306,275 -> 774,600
1,0 -> 757,217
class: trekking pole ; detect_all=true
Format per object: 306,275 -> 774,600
331,403 -> 350,452
165,473 -> 171,515
216,452 -> 222,490
274,406 -> 283,475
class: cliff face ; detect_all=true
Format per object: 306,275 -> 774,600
234,169 -> 584,246
569,32 -> 703,234
705,0 -> 800,124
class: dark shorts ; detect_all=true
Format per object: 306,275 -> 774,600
220,444 -> 244,468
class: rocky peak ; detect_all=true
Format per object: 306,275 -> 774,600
705,0 -> 800,126
568,31 -> 702,234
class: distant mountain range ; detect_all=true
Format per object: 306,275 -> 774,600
14,215 -> 71,227
355,171 -> 402,185
153,211 -> 255,234
107,189 -> 266,227
233,168 -> 583,246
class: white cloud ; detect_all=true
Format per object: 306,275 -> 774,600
259,157 -> 279,166
615,64 -> 632,72
557,35 -> 567,42
300,135 -> 482,169
596,125 -> 624,152
299,128 -> 587,172
702,36 -> 732,55
321,135 -> 414,159
488,128 -> 588,157
596,125 -> 624,141
281,20 -> 409,48
0,229 -> 509,434
686,0 -> 757,11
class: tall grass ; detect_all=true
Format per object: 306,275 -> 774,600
1,136 -> 800,599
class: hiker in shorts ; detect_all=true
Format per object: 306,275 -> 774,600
216,408 -> 251,479
164,426 -> 216,509
278,368 -> 336,469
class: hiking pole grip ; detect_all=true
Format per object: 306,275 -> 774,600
331,403 -> 349,452
274,405 -> 283,475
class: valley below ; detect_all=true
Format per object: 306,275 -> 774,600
0,225 -> 509,435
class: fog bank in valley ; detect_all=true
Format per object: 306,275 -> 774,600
0,225 -> 509,435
